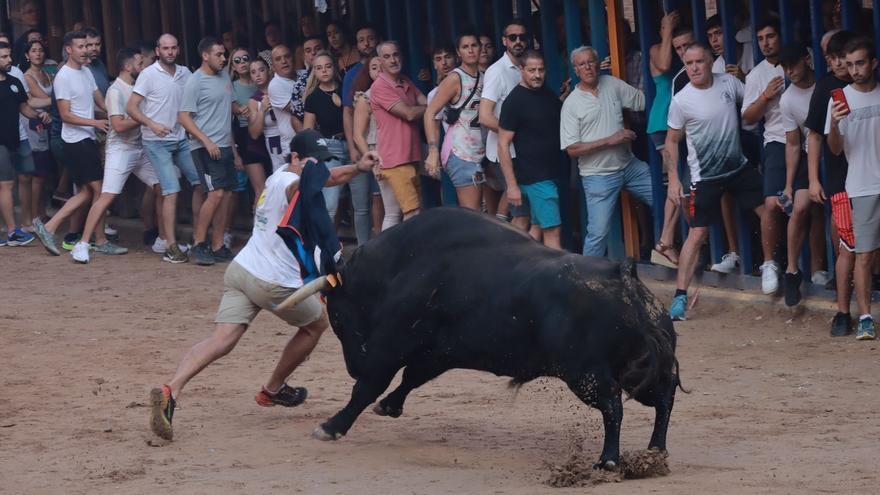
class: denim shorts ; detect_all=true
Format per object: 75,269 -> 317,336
520,180 -> 561,228
142,139 -> 201,196
0,140 -> 35,181
445,152 -> 484,188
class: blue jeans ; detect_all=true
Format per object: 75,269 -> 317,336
581,158 -> 653,257
142,139 -> 201,195
322,138 -> 371,246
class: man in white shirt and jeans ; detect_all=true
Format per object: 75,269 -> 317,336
826,36 -> 880,340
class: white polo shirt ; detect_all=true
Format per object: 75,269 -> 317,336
482,51 -> 522,161
743,59 -> 786,145
132,61 -> 191,142
54,64 -> 98,143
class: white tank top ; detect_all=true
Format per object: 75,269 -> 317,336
254,90 -> 279,138
444,67 -> 485,163
233,169 -> 303,288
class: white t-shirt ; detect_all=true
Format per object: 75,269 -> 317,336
779,82 -> 815,152
8,66 -> 29,142
54,64 -> 98,143
668,73 -> 747,183
105,78 -> 141,150
559,75 -> 645,177
824,84 -> 880,198
268,74 -> 297,152
234,169 -> 304,288
131,61 -> 191,142
482,51 -> 521,161
742,59 -> 786,145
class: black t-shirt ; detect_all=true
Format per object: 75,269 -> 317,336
304,86 -> 344,138
0,75 -> 26,148
672,67 -> 690,96
804,72 -> 849,196
498,84 -> 561,185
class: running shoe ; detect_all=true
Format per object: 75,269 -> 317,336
211,246 -> 233,263
21,224 -> 35,234
669,294 -> 687,321
830,312 -> 852,337
255,384 -> 308,407
62,232 -> 81,251
7,228 -> 35,246
0,235 -> 6,247
710,252 -> 740,274
811,270 -> 831,286
163,243 -> 188,264
152,237 -> 168,254
104,224 -> 118,237
94,241 -> 128,255
783,271 -> 802,307
856,316 -> 876,341
760,261 -> 780,295
149,385 -> 176,440
33,218 -> 60,255
191,242 -> 215,266
71,241 -> 90,264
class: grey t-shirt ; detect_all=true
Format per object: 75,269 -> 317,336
180,69 -> 233,149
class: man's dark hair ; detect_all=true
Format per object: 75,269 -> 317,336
844,35 -> 877,60
197,36 -> 222,56
63,30 -> 87,47
0,41 -> 10,51
432,43 -> 455,57
672,26 -> 694,39
326,19 -> 349,35
116,47 -> 138,71
138,40 -> 156,55
705,14 -> 722,32
519,49 -> 544,65
303,34 -> 324,46
83,27 -> 101,39
504,18 -> 528,35
264,19 -> 280,29
354,22 -> 379,38
755,17 -> 781,35
827,30 -> 858,57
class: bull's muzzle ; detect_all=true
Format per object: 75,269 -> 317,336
274,275 -> 336,311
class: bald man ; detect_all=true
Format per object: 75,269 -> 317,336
265,44 -> 302,171
127,34 -> 204,263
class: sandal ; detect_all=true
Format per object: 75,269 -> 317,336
652,241 -> 679,267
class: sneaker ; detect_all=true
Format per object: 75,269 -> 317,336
811,270 -> 831,286
62,232 -> 81,251
830,312 -> 852,337
669,294 -> 687,321
710,252 -> 740,274
191,242 -> 215,266
143,227 -> 159,246
178,243 -> 191,253
760,261 -> 780,295
71,241 -> 90,263
21,224 -> 35,234
255,384 -> 308,407
149,385 -> 176,440
104,224 -> 118,236
93,240 -> 128,255
0,235 -> 6,247
33,218 -> 60,256
856,316 -> 876,341
162,243 -> 189,264
783,271 -> 803,307
152,237 -> 168,254
7,228 -> 35,246
223,231 -> 233,249
211,246 -> 233,262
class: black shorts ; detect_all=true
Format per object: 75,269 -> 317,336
63,138 -> 102,186
192,146 -> 235,192
762,142 -> 808,197
689,167 -> 764,228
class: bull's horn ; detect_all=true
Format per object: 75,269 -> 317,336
274,276 -> 332,311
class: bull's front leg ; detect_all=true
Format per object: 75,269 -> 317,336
314,370 -> 398,440
595,392 -> 623,470
648,387 -> 675,453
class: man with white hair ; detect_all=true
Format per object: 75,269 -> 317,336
560,45 -> 650,257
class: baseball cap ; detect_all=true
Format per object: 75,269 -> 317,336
290,129 -> 335,161
778,42 -> 808,65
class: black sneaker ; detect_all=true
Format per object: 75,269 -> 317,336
149,385 -> 176,440
191,242 -> 215,266
783,271 -> 803,307
254,384 -> 308,407
211,246 -> 233,262
830,312 -> 853,337
143,227 -> 159,246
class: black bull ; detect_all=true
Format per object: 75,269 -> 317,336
296,207 -> 681,469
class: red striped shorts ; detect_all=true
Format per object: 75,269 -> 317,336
831,191 -> 855,252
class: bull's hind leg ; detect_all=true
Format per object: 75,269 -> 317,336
647,386 -> 675,453
315,369 -> 398,441
374,363 -> 448,417
566,373 -> 623,470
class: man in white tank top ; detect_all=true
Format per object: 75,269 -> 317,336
149,131 -> 381,441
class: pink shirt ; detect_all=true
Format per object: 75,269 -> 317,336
370,73 -> 422,169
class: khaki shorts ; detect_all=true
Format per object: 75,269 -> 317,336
382,162 -> 421,214
216,261 -> 324,327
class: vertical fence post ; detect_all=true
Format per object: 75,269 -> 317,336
384,0 -> 399,41
778,0 -> 793,44
405,0 -> 427,94
636,0 -> 664,244
749,0 -> 763,66
539,0 -> 563,97
840,0 -> 858,31
492,0 -> 511,47
562,0 -> 584,251
690,0 -> 706,43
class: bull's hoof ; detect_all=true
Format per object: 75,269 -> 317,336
593,459 -> 618,471
373,403 -> 403,418
648,446 -> 670,457
312,425 -> 343,441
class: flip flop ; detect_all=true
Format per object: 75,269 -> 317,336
652,241 -> 679,268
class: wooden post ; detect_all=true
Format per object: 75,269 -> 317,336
100,0 -> 120,74
83,0 -> 99,29
120,0 -> 142,47
141,0 -> 161,41
160,0 -> 176,37
44,0 -> 64,59
62,0 -> 80,30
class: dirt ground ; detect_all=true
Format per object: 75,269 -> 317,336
3,230 -> 880,494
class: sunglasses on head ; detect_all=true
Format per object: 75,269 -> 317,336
505,34 -> 528,42
233,55 -> 250,64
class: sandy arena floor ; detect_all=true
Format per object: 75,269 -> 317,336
2,234 -> 879,494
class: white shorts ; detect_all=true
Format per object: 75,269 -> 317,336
265,134 -> 287,172
102,146 -> 160,194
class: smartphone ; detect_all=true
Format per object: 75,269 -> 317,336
830,88 -> 850,114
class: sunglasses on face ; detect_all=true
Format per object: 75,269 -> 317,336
505,34 -> 528,42
233,55 -> 250,64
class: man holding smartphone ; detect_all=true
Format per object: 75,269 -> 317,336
826,37 -> 880,341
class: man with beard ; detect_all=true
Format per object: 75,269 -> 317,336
479,19 -> 531,229
342,24 -> 379,162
